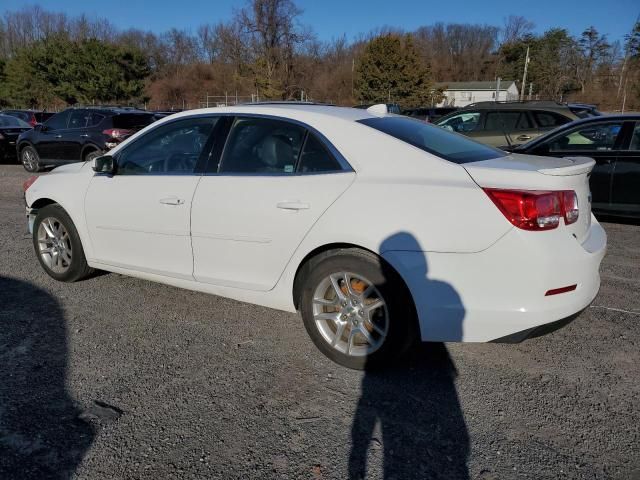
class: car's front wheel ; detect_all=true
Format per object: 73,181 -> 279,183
299,249 -> 417,369
21,145 -> 42,172
33,204 -> 94,282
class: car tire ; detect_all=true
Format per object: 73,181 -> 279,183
298,248 -> 417,370
21,145 -> 42,172
84,149 -> 102,163
32,204 -> 94,282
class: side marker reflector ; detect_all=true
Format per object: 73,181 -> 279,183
545,285 -> 577,296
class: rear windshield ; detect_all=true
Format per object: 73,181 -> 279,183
569,106 -> 602,119
112,113 -> 156,130
0,115 -> 31,128
358,116 -> 505,164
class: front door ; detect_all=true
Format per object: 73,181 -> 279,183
191,116 -> 355,291
610,121 -> 640,216
532,120 -> 626,211
483,110 -> 539,147
84,116 -> 218,279
37,110 -> 70,160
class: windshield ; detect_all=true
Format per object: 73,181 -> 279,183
0,115 -> 31,128
358,116 -> 505,164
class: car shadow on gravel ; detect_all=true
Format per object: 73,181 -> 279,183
349,232 -> 469,479
0,276 -> 94,479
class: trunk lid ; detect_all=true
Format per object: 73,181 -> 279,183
463,153 -> 595,242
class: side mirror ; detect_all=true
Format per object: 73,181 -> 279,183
92,155 -> 115,174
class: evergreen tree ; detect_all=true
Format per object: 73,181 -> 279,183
355,34 -> 439,108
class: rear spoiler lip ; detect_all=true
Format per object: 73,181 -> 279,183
537,156 -> 595,176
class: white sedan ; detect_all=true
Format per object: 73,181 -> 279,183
24,104 -> 607,369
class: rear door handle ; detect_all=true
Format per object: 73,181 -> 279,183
516,134 -> 532,141
80,134 -> 89,138
277,201 -> 310,210
54,134 -> 62,139
159,197 -> 185,206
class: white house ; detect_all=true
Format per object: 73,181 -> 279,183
436,81 -> 519,107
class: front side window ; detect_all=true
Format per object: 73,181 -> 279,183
360,116 -> 505,164
117,117 -> 217,175
437,111 -> 481,133
219,117 -> 306,174
44,111 -> 70,130
548,122 -> 623,152
0,115 -> 30,128
628,123 -> 640,151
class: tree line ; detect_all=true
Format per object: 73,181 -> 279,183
0,2 -> 638,111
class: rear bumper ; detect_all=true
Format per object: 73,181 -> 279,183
383,214 -> 607,342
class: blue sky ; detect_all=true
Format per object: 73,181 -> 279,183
3,0 -> 638,44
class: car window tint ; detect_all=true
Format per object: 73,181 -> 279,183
88,113 -> 105,127
534,111 -> 571,128
68,110 -> 89,129
117,117 -> 217,175
44,111 -> 70,130
548,122 -> 623,152
112,113 -> 156,130
485,111 -> 530,131
437,112 -> 481,133
297,134 -> 342,173
359,116 -> 505,164
219,117 -> 305,174
628,123 -> 640,151
0,115 -> 30,127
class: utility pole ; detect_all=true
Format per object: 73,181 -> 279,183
495,77 -> 501,101
520,46 -> 530,101
528,83 -> 533,100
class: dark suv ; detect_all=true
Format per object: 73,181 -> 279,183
17,107 -> 157,172
434,101 -> 602,148
1,109 -> 55,127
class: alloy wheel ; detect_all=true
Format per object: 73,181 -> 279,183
37,217 -> 72,273
312,271 -> 389,357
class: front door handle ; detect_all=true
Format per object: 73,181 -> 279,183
80,134 -> 89,138
159,197 -> 185,206
54,134 -> 62,139
277,201 -> 310,211
516,134 -> 532,141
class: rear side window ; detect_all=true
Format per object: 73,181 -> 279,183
68,110 -> 89,129
0,115 -> 30,127
359,116 -> 505,164
88,113 -> 105,127
112,114 -> 156,130
534,111 -> 571,128
298,134 -> 342,173
219,118 -> 306,174
485,111 -> 531,131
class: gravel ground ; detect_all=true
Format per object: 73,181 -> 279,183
0,163 -> 638,480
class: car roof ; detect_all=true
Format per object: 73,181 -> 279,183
161,103 -> 375,124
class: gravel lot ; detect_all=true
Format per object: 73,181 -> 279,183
0,163 -> 638,480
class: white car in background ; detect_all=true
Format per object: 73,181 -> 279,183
23,103 -> 607,369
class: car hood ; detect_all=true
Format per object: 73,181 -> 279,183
49,161 -> 89,175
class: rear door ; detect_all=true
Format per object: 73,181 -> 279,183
529,120 -> 626,212
610,121 -> 640,216
191,116 -> 355,291
85,115 -> 218,278
483,110 -> 538,147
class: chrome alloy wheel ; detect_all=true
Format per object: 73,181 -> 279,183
22,149 -> 37,170
312,272 -> 389,357
37,217 -> 72,273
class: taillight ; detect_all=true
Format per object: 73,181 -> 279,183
23,175 -> 38,192
102,128 -> 132,139
483,188 -> 579,231
29,114 -> 37,127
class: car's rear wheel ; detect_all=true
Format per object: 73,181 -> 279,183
299,249 -> 417,369
21,145 -> 41,172
33,204 -> 93,282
